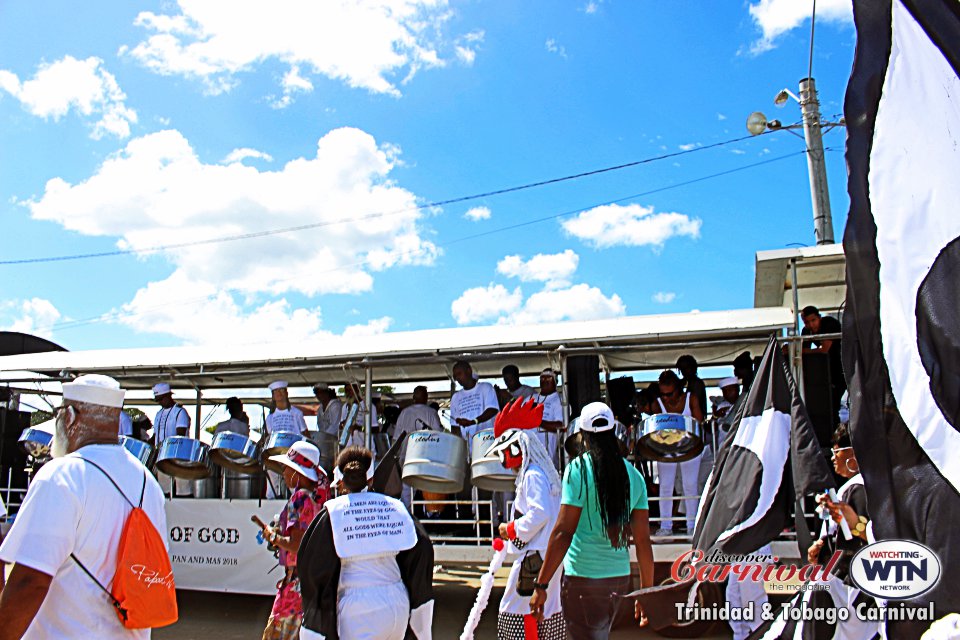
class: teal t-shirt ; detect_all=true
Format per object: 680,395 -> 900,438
561,455 -> 648,578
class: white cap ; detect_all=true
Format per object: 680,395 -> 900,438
579,402 -> 615,432
718,377 -> 740,389
152,382 -> 172,397
63,375 -> 125,409
312,382 -> 329,391
333,460 -> 375,485
266,441 -> 325,483
372,391 -> 381,400
268,380 -> 288,391
540,368 -> 557,379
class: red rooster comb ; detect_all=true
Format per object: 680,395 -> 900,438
494,397 -> 544,438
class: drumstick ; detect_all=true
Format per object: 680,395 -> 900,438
250,514 -> 269,530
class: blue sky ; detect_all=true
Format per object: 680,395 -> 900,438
0,0 -> 856,351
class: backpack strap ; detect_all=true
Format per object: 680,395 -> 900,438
70,552 -> 128,623
73,455 -> 147,509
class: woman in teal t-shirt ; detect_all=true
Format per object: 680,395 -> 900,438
529,402 -> 654,639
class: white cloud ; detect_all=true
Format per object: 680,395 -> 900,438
0,56 -> 137,139
506,284 -> 625,325
562,203 -> 702,249
272,65 -> 315,108
0,298 -> 62,339
545,39 -> 568,59
24,127 -> 439,301
731,148 -> 747,155
222,148 -> 274,164
451,284 -> 522,325
496,250 -> 579,290
583,1 -> 601,14
679,142 -> 701,151
122,1 -> 472,98
747,0 -> 852,54
464,206 -> 491,221
652,291 -> 676,304
717,113 -> 727,121
115,271 -> 392,345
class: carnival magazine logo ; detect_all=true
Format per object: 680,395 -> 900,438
849,540 -> 941,600
671,549 -> 843,583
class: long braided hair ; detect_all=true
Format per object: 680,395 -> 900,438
578,429 -> 631,549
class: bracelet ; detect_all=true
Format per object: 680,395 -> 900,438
473,418 -> 479,426
533,581 -> 550,591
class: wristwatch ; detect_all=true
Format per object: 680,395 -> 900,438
533,581 -> 550,591
853,515 -> 868,537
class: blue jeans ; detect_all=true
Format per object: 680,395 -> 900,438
560,574 -> 630,639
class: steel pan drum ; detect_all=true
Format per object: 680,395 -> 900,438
210,431 -> 260,473
19,428 -> 53,459
470,429 -> 517,491
192,464 -> 222,498
634,414 -> 703,463
224,468 -> 264,499
402,430 -> 467,493
262,432 -> 308,474
156,436 -> 212,479
120,436 -> 155,468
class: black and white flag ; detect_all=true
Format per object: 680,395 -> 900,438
692,337 -> 834,555
844,0 -> 960,636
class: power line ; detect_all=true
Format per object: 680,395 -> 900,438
0,133 -> 764,266
38,149 -> 805,334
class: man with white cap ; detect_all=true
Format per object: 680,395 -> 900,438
152,382 -> 193,497
534,368 -> 564,469
0,375 -> 167,639
265,381 -> 309,436
311,382 -> 342,476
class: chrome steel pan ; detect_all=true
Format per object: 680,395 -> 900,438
119,436 -> 155,468
469,429 -> 517,491
156,436 -> 212,479
634,414 -> 703,463
262,431 -> 307,474
210,431 -> 260,473
401,430 -> 467,493
19,428 -> 53,459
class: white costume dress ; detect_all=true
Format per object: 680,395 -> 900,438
498,433 -> 565,639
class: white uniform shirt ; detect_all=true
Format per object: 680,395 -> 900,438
213,418 -> 250,437
511,384 -> 536,399
153,405 -> 190,445
266,406 -> 308,435
450,381 -> 499,453
394,403 -> 442,462
317,398 -> 344,436
0,444 -> 167,640
118,411 -> 133,437
535,391 -> 564,465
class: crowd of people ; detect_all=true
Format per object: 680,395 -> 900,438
0,326 -> 860,640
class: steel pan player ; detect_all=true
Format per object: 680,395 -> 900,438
152,381 -> 194,497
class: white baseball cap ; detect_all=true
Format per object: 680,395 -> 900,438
152,382 -> 172,397
63,375 -> 125,409
718,377 -> 740,389
578,402 -> 615,433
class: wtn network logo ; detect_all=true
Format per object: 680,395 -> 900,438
850,540 -> 941,600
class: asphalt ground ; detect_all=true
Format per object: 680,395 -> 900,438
153,566 -> 735,639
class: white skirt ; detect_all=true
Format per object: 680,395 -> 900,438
499,552 -> 563,616
337,581 -> 409,640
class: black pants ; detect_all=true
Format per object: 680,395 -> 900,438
560,574 -> 630,640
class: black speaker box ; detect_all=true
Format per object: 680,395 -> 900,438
566,355 -> 602,419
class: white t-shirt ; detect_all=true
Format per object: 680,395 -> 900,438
450,382 -> 499,452
153,405 -> 191,445
266,406 -> 308,435
118,411 -> 133,437
213,418 -> 250,437
511,384 -> 536,399
535,392 -> 564,467
317,398 -> 343,436
0,444 -> 167,640
394,404 -> 442,462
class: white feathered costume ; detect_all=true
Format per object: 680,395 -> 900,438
488,398 -> 566,640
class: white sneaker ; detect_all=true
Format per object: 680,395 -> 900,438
654,528 -> 674,537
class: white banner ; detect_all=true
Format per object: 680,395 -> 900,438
165,498 -> 287,595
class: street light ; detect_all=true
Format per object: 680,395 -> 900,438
747,77 -> 843,246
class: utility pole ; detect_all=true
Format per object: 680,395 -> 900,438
798,77 -> 834,245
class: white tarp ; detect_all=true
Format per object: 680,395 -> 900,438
165,498 -> 286,595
